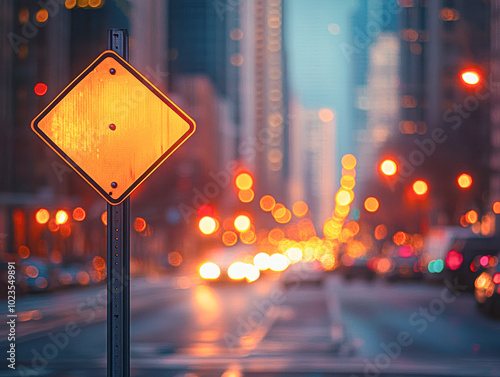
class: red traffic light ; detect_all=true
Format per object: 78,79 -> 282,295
34,83 -> 48,96
197,205 -> 215,218
460,70 -> 481,86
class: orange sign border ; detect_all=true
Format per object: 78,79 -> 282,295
31,50 -> 196,205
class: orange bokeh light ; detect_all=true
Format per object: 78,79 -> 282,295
364,197 -> 380,213
35,208 -> 50,224
222,231 -> 238,246
92,256 -> 106,271
292,201 -> 308,218
374,224 -> 388,240
235,172 -> 253,190
457,173 -> 472,189
341,154 -> 357,170
318,108 -> 334,123
336,189 -> 353,206
260,195 -> 276,212
412,180 -> 428,196
465,210 -> 478,224
55,210 -> 69,225
238,189 -> 255,203
168,251 -> 183,266
72,207 -> 86,221
134,217 -> 147,232
493,201 -> 500,214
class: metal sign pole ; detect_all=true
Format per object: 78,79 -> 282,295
107,29 -> 130,377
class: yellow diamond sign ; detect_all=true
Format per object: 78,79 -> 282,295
31,50 -> 195,204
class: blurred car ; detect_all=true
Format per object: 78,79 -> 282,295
56,265 -> 84,288
281,261 -> 324,288
339,255 -> 376,281
444,237 -> 500,292
198,245 -> 260,284
422,226 -> 475,282
386,247 -> 423,282
474,252 -> 500,318
18,257 -> 56,293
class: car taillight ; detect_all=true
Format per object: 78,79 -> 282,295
446,250 -> 463,271
493,273 -> 500,285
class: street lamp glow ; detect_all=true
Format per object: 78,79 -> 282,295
380,159 -> 397,176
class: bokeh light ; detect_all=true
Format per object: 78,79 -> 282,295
318,108 -> 334,122
412,180 -> 428,196
364,197 -> 380,213
292,201 -> 309,217
72,207 -> 86,221
234,215 -> 251,232
238,189 -> 255,203
260,195 -> 276,212
199,262 -> 221,280
380,159 -> 397,176
235,172 -> 253,190
34,83 -> 48,96
199,216 -> 217,235
55,210 -> 68,225
222,231 -> 238,246
341,154 -> 357,170
457,173 -> 473,189
461,70 -> 480,85
35,208 -> 50,224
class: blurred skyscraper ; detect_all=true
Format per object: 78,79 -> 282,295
288,103 -> 336,229
357,33 -> 399,190
238,0 -> 289,204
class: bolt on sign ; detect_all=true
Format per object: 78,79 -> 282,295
31,50 -> 196,204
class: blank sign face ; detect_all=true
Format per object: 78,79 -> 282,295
32,51 -> 195,204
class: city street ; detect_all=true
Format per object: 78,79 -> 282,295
4,1 -> 500,376
2,273 -> 500,376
